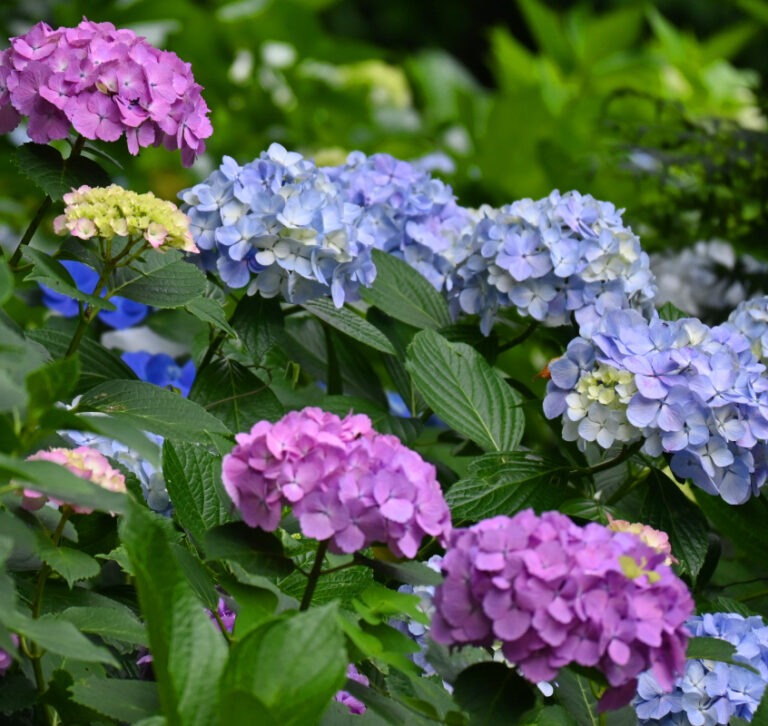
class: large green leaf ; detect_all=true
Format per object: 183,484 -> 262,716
26,328 -> 138,396
204,522 -> 294,580
59,606 -> 148,647
163,440 -> 232,543
36,539 -> 101,588
452,662 -> 536,725
446,452 -> 566,521
185,296 -> 237,337
230,294 -> 285,365
406,329 -> 524,452
639,469 -> 710,577
70,677 -> 160,724
301,298 -> 396,354
110,251 -> 206,308
190,358 -> 284,434
77,380 -> 232,443
120,498 -> 228,726
25,355 -> 80,414
0,454 -> 127,514
220,604 -> 348,726
360,249 -> 451,330
11,143 -> 111,201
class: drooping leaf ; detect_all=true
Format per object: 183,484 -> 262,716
59,606 -> 148,646
301,298 -> 396,354
77,380 -> 232,443
230,294 -> 285,365
361,249 -> 451,330
185,296 -> 237,337
36,538 -> 101,588
162,440 -> 232,543
220,604 -> 348,726
686,636 -> 758,673
119,498 -> 228,726
25,355 -> 80,414
453,662 -> 536,725
204,522 -> 293,579
406,329 -> 524,452
70,677 -> 160,724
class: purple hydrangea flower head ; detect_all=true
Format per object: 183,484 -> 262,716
728,296 -> 768,364
221,407 -> 452,558
325,151 -> 476,293
430,510 -> 693,710
39,259 -> 149,329
633,612 -> 768,724
0,19 -> 212,165
335,664 -> 369,715
180,145 -> 376,305
449,191 -> 656,335
0,633 -> 19,676
543,309 -> 768,503
122,351 -> 195,398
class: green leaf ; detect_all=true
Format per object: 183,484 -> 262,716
77,380 -> 232,443
36,538 -> 101,587
162,440 -> 231,543
75,412 -> 162,468
279,564 -> 373,607
26,327 -> 139,396
0,259 -> 12,305
22,248 -> 113,310
0,454 -> 127,514
11,143 -> 111,201
352,584 -> 428,626
553,667 -> 599,726
639,469 -> 710,577
220,604 -> 348,726
120,498 -> 228,726
110,250 -> 206,308
361,249 -> 451,330
25,355 -> 80,414
1,612 -> 118,667
518,0 -> 573,69
70,677 -> 160,723
230,294 -> 285,364
190,358 -> 284,434
453,662 -> 536,725
301,298 -> 396,354
656,301 -> 690,321
686,636 -> 759,673
406,329 -> 524,452
204,522 -> 294,579
59,606 -> 148,646
446,452 -> 565,522
185,296 -> 237,338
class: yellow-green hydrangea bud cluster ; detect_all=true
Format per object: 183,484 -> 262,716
562,363 -> 640,450
607,515 -> 677,566
54,184 -> 198,254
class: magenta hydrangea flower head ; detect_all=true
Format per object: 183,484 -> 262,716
21,445 -> 126,514
0,633 -> 19,676
0,18 -> 212,165
221,407 -> 452,558
430,510 -> 693,710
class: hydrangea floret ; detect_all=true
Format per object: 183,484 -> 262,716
180,144 -> 374,306
122,351 -> 196,398
727,296 -> 768,364
430,509 -> 693,710
543,308 -> 768,504
633,612 -> 768,724
0,634 -> 19,676
0,18 -> 212,165
54,184 -> 198,254
335,664 -> 370,715
21,446 -> 126,514
449,190 -> 657,335
221,407 -> 452,558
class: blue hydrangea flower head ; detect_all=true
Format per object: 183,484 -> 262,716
39,259 -> 149,329
543,309 -> 768,503
122,351 -> 196,398
633,612 -> 768,725
728,296 -> 768,364
180,144 -> 376,307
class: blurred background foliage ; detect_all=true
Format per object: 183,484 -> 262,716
2,0 -> 768,256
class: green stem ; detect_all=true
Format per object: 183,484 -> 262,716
64,262 -> 116,357
323,324 -> 342,396
570,441 -> 644,479
9,135 -> 87,269
300,540 -> 329,611
498,321 -> 539,352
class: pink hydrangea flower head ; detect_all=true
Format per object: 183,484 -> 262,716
430,510 -> 693,710
0,18 -> 212,165
222,407 -> 452,558
22,445 -> 126,514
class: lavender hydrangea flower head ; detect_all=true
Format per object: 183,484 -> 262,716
430,509 -> 693,710
21,446 -> 126,514
0,19 -> 212,165
543,308 -> 768,504
633,612 -> 768,724
335,664 -> 369,715
221,407 -> 452,558
40,259 -> 149,329
450,191 -> 656,335
54,185 -> 198,254
325,151 -> 475,293
180,144 -> 375,306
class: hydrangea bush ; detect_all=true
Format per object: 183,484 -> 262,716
1,15 -> 768,726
